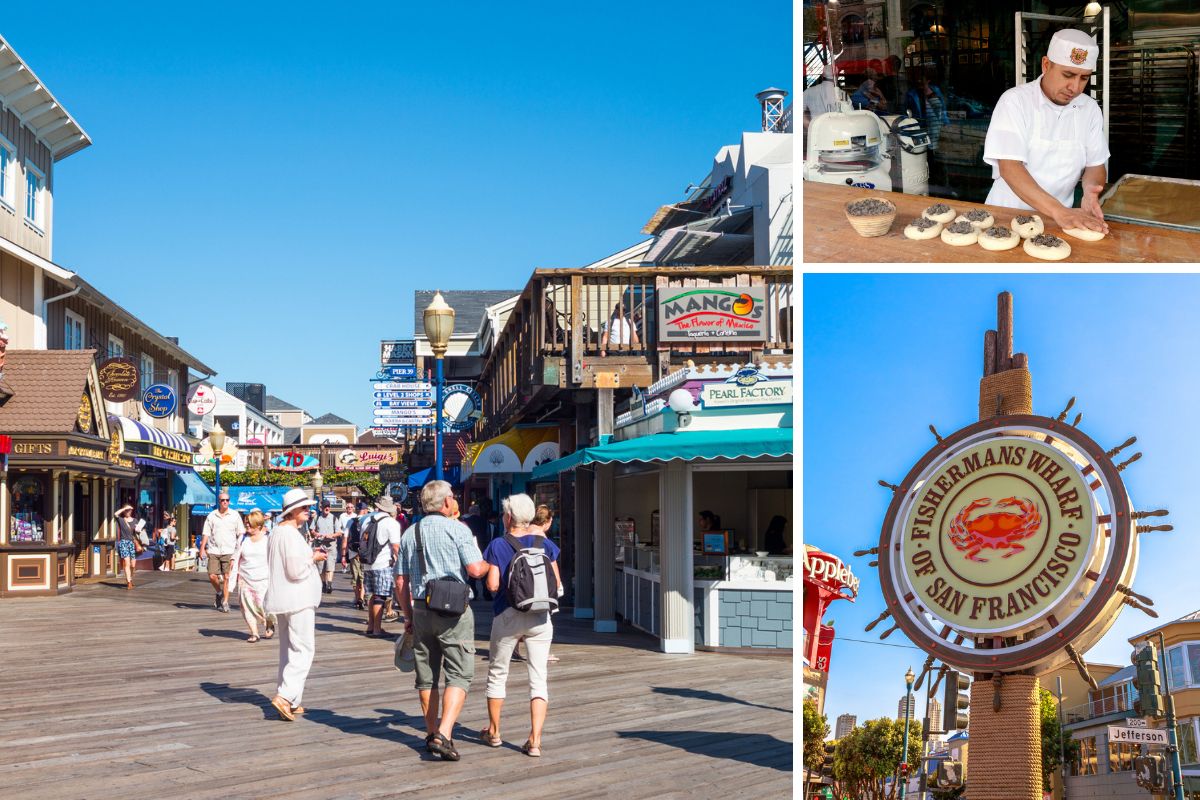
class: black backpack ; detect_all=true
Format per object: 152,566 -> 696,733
347,516 -> 363,551
357,515 -> 386,565
503,534 -> 559,613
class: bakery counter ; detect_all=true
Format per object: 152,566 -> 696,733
803,182 -> 1200,263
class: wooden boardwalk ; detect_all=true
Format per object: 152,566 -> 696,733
0,571 -> 793,800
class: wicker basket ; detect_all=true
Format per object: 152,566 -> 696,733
844,198 -> 897,237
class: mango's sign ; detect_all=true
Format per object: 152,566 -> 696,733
878,415 -> 1138,674
657,287 -> 767,342
900,437 -> 1094,634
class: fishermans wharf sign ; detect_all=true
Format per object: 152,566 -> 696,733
878,415 -> 1139,673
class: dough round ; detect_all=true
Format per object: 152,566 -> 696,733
978,225 -> 1020,251
1011,214 -> 1044,238
1023,233 -> 1072,261
955,210 -> 995,230
1062,226 -> 1106,242
922,203 -> 956,224
940,220 -> 979,246
903,217 -> 943,240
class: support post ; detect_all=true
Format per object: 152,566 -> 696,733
1159,631 -> 1186,800
592,462 -> 616,632
574,465 -> 595,619
658,461 -> 694,653
435,355 -> 445,482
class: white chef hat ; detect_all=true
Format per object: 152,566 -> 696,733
1047,28 -> 1098,72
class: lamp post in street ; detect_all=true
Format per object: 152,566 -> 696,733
422,290 -> 455,482
900,665 -> 915,799
209,421 -> 226,497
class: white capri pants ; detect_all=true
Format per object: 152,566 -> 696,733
275,607 -> 316,706
486,607 -> 554,702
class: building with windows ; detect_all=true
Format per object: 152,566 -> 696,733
200,384 -> 284,447
264,394 -> 312,444
835,713 -> 857,740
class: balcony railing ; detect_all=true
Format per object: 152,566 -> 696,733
1063,690 -> 1139,724
475,265 -> 793,437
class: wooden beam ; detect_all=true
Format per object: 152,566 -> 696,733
5,81 -> 42,105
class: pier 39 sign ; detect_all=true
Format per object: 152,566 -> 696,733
879,415 -> 1137,673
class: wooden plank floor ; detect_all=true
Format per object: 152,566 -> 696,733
0,571 -> 793,799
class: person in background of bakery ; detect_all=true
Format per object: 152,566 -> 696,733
982,29 -> 1109,235
763,516 -> 790,556
802,64 -> 841,135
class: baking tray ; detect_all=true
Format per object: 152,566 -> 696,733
1099,173 -> 1200,234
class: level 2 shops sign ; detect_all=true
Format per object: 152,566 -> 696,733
142,384 -> 177,418
700,366 -> 791,408
658,287 -> 767,341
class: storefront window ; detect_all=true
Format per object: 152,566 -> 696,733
1108,741 -> 1139,772
1169,646 -> 1188,691
10,475 -> 46,543
1179,720 -> 1199,766
1077,736 -> 1098,776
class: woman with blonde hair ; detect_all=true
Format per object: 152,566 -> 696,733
228,509 -> 276,642
263,488 -> 325,721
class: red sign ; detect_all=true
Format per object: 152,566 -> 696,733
814,624 -> 836,673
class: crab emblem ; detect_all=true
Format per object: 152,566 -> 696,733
947,496 -> 1041,563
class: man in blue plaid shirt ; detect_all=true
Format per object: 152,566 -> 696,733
394,480 -> 487,762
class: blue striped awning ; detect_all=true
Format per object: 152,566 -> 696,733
112,416 -> 195,453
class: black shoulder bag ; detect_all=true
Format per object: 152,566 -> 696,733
415,520 -> 471,617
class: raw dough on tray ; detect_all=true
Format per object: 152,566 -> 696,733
1023,233 -> 1072,261
1062,226 -> 1106,241
978,225 -> 1020,251
940,220 -> 979,246
922,203 -> 956,224
955,209 -> 995,230
1011,214 -> 1045,238
904,217 -> 943,240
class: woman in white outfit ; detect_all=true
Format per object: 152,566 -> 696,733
264,488 -> 325,721
228,509 -> 276,643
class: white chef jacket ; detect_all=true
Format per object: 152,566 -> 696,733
983,76 -> 1109,210
803,81 -> 841,120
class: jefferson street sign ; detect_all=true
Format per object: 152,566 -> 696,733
1108,726 -> 1168,744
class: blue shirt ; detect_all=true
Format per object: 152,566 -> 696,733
395,514 -> 483,599
483,534 -> 561,616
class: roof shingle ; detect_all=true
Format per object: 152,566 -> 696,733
0,350 -> 97,433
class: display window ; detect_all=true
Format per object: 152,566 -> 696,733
10,474 -> 47,544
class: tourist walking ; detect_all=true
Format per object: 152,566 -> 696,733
531,504 -> 561,663
480,494 -> 562,757
200,491 -> 246,612
159,513 -> 178,571
228,509 -> 276,643
393,480 -> 488,762
312,502 -> 341,595
263,488 -> 324,721
114,504 -> 141,590
363,496 -> 403,637
343,502 -> 369,610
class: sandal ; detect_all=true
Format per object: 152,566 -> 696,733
263,628 -> 275,639
479,728 -> 502,747
291,706 -> 305,715
247,635 -> 260,643
428,732 -> 460,761
270,695 -> 295,721
522,740 -> 542,758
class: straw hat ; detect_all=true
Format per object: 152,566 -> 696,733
375,495 -> 397,514
280,488 -> 316,517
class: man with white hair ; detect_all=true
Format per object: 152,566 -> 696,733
983,28 -> 1110,234
394,480 -> 488,762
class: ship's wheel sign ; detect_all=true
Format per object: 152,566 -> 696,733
873,413 -> 1156,674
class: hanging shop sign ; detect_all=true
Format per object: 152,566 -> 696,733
658,287 -> 767,342
97,357 -> 140,402
141,384 -> 177,418
442,383 -> 483,432
187,385 -> 217,416
269,450 -> 320,471
700,367 -> 792,408
380,339 -> 416,365
334,448 -> 400,472
77,394 -> 94,434
803,549 -> 859,599
372,381 -> 431,392
386,482 -> 409,502
877,415 -> 1136,673
374,364 -> 419,380
378,464 -> 405,483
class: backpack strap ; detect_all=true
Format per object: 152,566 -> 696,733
504,532 -> 526,552
414,519 -> 428,581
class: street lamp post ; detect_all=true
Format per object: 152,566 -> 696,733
210,421 -> 226,497
422,290 -> 455,483
900,665 -> 915,799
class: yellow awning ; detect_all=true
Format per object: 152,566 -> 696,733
466,425 -> 560,474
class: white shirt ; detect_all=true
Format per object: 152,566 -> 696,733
803,81 -> 840,120
605,317 -> 634,346
338,512 -> 356,534
202,509 -> 246,556
367,513 -> 403,571
230,532 -> 270,591
264,523 -> 322,615
983,76 -> 1109,209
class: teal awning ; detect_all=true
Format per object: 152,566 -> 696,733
530,428 -> 793,480
173,470 -> 216,506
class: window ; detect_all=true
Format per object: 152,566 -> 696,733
0,134 -> 14,209
1187,645 -> 1200,688
140,353 -> 154,394
24,160 -> 45,229
108,335 -> 124,358
167,369 -> 179,429
1180,720 -> 1200,766
1074,736 -> 1098,776
1109,741 -> 1140,772
63,309 -> 85,351
1169,646 -> 1188,691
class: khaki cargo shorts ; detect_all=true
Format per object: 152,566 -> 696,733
412,605 -> 476,692
207,553 -> 232,578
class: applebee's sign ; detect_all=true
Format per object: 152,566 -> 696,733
803,549 -> 859,599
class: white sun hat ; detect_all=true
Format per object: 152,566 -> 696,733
280,487 -> 316,517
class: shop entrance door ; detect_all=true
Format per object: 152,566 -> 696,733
72,483 -> 92,578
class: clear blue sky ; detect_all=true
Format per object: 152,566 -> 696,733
6,2 -> 791,425
805,273 -> 1200,732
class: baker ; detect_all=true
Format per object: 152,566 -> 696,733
983,29 -> 1109,234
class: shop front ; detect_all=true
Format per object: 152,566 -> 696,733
0,351 -> 139,597
532,362 -> 793,654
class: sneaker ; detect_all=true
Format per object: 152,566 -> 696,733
214,592 -> 222,609
354,600 -> 365,610
220,602 -> 231,613
383,611 -> 399,623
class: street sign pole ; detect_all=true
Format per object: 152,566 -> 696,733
1158,631 -> 1186,800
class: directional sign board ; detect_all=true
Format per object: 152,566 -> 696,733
374,391 -> 433,401
373,381 -> 431,391
1108,726 -> 1168,745
374,399 -> 433,408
